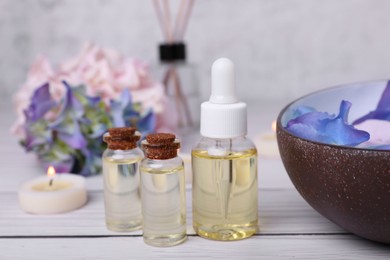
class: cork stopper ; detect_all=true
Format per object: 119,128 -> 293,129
142,133 -> 180,160
103,127 -> 140,150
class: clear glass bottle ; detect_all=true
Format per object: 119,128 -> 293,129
154,42 -> 200,135
192,58 -> 259,241
192,137 -> 258,240
102,127 -> 143,232
140,133 -> 187,247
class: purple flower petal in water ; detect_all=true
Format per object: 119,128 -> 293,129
322,101 -> 370,146
353,81 -> 390,124
286,100 -> 370,146
24,83 -> 56,122
283,106 -> 317,126
286,111 -> 331,129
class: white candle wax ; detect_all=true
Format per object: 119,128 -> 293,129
18,174 -> 87,214
255,121 -> 280,158
255,132 -> 280,158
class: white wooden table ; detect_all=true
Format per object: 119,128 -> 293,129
1,101 -> 389,259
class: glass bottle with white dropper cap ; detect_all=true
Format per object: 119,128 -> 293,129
192,58 -> 258,241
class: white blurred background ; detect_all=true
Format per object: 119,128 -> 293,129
2,0 -> 390,105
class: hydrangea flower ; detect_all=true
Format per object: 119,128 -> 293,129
12,43 -> 172,139
19,81 -> 155,176
11,43 -> 172,176
285,100 -> 370,146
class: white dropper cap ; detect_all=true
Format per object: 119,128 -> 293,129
200,58 -> 247,139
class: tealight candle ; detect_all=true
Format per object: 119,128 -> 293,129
18,166 -> 87,214
255,121 -> 280,158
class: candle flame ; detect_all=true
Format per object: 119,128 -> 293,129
272,120 -> 277,132
47,166 -> 56,178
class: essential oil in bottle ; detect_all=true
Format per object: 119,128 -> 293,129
102,127 -> 143,232
192,58 -> 259,241
140,133 -> 187,247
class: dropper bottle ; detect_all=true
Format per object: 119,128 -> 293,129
192,58 -> 258,241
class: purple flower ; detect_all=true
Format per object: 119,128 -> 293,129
353,81 -> 390,124
23,121 -> 52,152
286,100 -> 370,146
22,83 -> 56,151
49,82 -> 87,150
110,90 -> 156,137
24,83 -> 56,123
78,148 -> 102,176
137,109 -> 156,136
110,90 -> 137,127
12,44 -> 168,176
284,105 -> 317,122
41,157 -> 74,173
18,80 -> 157,176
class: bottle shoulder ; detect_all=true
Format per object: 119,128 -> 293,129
140,156 -> 184,173
103,147 -> 144,162
193,136 -> 257,151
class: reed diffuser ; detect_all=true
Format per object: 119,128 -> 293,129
152,0 -> 198,134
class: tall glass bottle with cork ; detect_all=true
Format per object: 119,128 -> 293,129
192,58 -> 258,241
140,133 -> 187,246
102,127 -> 143,232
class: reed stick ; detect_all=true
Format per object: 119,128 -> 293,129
153,0 -> 196,129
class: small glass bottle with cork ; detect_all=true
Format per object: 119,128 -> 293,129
140,133 -> 187,246
102,127 -> 144,232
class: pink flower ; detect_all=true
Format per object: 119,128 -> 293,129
12,43 -> 172,138
11,56 -> 59,137
59,43 -> 167,113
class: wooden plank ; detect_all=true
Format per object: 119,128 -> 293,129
0,189 -> 344,237
1,235 -> 388,259
0,154 -> 293,192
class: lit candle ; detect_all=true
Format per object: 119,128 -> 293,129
18,166 -> 87,214
255,121 -> 280,158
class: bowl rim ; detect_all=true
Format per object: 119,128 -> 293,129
277,79 -> 390,153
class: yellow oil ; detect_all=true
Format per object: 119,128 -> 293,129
103,157 -> 142,232
192,149 -> 258,240
140,165 -> 187,246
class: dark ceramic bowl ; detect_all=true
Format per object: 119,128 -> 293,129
277,80 -> 390,244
